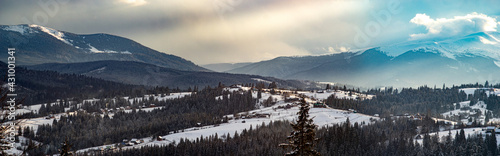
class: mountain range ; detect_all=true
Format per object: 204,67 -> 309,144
26,60 -> 312,89
3,24 -> 499,88
202,62 -> 253,72
0,24 -> 207,72
228,32 -> 500,87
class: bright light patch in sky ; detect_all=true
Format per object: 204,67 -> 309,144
120,0 -> 147,6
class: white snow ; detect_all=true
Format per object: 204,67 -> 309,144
441,88 -> 500,125
1,25 -> 34,35
459,88 -> 500,97
75,87 -> 377,153
298,90 -> 374,101
379,32 -> 500,61
88,44 -> 118,53
13,85 -> 376,154
121,51 -> 133,54
29,24 -> 73,45
415,127 -> 500,146
479,36 -> 498,45
76,102 -> 378,154
86,67 -> 107,74
495,61 -> 500,68
2,136 -> 42,155
441,101 -> 489,124
317,82 -> 335,85
87,44 -> 133,54
251,78 -> 272,84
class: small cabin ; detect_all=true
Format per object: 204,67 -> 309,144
45,114 -> 55,119
313,103 -> 326,108
485,126 -> 496,133
157,136 -> 164,141
130,138 -> 138,144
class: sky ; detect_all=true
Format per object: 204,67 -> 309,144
1,0 -> 500,65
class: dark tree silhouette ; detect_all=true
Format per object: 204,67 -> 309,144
280,98 -> 320,156
59,137 -> 73,156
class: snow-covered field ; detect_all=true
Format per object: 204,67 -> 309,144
76,100 -> 377,153
298,90 -> 375,101
415,127 -> 500,146
11,87 -> 500,154
441,88 -> 500,125
460,88 -> 500,97
75,89 -> 378,153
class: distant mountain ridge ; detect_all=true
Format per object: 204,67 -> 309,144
0,24 -> 208,72
228,32 -> 500,87
0,61 -> 138,104
27,60 -> 317,89
202,62 -> 253,72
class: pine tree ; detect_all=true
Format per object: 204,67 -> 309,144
280,98 -> 320,156
487,133 -> 497,155
59,138 -> 73,156
269,82 -> 278,89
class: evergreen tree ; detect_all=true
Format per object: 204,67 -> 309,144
269,82 -> 278,89
59,138 -> 73,156
487,134 -> 497,155
280,98 -> 320,156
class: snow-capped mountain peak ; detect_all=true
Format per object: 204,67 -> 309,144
1,24 -> 73,46
379,31 -> 500,61
1,25 -> 36,35
28,24 -> 73,46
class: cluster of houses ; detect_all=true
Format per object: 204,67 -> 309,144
232,112 -> 271,120
122,138 -> 145,146
313,102 -> 327,108
483,126 -> 500,134
274,103 -> 297,110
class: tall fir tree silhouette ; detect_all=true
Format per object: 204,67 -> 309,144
280,98 -> 320,156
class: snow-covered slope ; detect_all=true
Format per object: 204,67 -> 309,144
441,88 -> 500,125
415,127 -> 500,146
28,24 -> 73,45
74,87 -> 378,153
380,32 -> 500,61
225,32 -> 500,88
0,24 -> 208,71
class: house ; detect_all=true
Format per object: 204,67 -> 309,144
122,139 -> 129,145
485,126 -> 496,133
130,138 -> 138,144
229,84 -> 240,88
255,113 -> 271,118
45,114 -> 55,119
313,103 -> 326,108
157,136 -> 164,141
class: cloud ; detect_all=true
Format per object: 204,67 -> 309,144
326,46 -> 350,54
119,0 -> 147,6
409,12 -> 499,40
